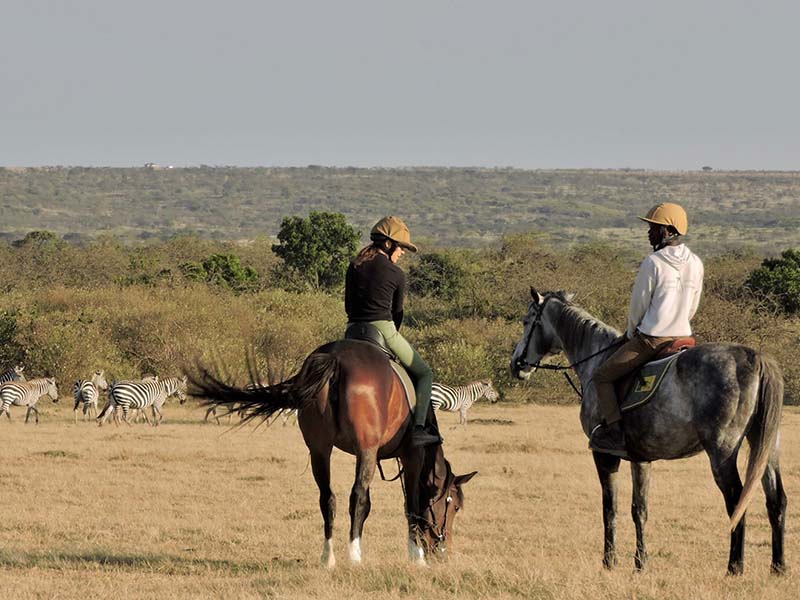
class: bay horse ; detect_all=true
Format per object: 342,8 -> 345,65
190,339 -> 477,567
510,288 -> 786,575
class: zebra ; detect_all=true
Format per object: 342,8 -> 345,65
0,377 -> 59,424
431,379 -> 499,425
73,370 -> 109,422
0,365 -> 26,383
99,376 -> 187,426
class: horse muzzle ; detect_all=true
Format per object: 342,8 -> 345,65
511,359 -> 535,381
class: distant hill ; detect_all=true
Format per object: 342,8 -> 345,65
1,166 -> 799,254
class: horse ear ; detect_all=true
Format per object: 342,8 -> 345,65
454,471 -> 478,487
530,287 -> 543,304
565,292 -> 576,302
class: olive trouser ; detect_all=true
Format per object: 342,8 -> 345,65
367,320 -> 433,428
591,330 -> 676,425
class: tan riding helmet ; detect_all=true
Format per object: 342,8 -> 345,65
638,203 -> 688,235
370,216 -> 418,252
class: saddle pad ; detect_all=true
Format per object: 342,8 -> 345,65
389,361 -> 417,413
620,352 -> 681,413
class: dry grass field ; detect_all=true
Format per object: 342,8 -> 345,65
1,401 -> 798,599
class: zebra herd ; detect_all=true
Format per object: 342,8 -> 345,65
1,363 -> 498,427
0,365 -> 187,426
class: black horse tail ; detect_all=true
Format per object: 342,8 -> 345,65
188,351 -> 338,425
292,352 -> 339,414
731,353 -> 784,529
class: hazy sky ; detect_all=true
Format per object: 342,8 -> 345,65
2,1 -> 799,169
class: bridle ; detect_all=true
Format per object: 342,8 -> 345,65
399,460 -> 455,549
514,295 -> 625,399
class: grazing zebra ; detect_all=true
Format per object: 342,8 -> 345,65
431,379 -> 499,425
0,365 -> 26,383
0,378 -> 59,424
73,370 -> 109,422
99,376 -> 187,426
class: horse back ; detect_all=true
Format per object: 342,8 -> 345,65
623,343 -> 768,461
300,340 -> 411,456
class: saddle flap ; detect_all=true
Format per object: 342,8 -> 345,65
618,352 -> 683,413
389,361 -> 417,414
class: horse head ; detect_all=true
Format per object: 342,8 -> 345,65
417,445 -> 478,556
510,287 -> 573,380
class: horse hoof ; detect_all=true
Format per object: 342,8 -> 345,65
727,563 -> 744,576
321,540 -> 335,569
348,538 -> 362,564
771,563 -> 786,576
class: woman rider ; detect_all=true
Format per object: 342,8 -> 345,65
345,216 -> 441,447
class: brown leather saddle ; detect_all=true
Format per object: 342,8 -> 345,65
617,337 -> 695,412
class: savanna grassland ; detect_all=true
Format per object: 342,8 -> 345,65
0,402 -> 798,599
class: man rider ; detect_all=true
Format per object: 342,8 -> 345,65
589,203 -> 704,457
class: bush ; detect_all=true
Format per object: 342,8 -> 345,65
408,253 -> 466,301
746,249 -> 800,313
180,253 -> 259,292
271,211 -> 359,290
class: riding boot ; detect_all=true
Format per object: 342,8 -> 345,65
589,421 -> 629,458
411,424 -> 442,447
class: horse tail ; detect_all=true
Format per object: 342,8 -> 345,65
730,353 -> 784,530
292,352 -> 338,414
189,351 -> 338,425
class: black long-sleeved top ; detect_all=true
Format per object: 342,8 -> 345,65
345,253 -> 405,329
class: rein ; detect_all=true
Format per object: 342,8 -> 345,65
517,295 -> 625,399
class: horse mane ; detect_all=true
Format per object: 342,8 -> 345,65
548,293 -> 622,350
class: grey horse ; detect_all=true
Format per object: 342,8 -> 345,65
510,288 -> 786,575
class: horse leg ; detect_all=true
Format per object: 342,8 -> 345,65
310,446 -> 336,568
402,448 -> 427,566
709,453 -> 745,574
761,452 -> 786,574
631,461 -> 652,570
593,451 -> 621,569
348,451 -> 377,564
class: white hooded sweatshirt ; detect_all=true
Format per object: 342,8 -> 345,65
627,244 -> 704,339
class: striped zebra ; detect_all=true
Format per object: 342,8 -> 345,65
0,377 -> 59,424
99,376 -> 187,426
72,370 -> 109,422
431,379 -> 499,425
0,365 -> 26,383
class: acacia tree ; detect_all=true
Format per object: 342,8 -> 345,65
272,211 -> 360,290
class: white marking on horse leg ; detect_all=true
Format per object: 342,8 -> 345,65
321,538 -> 335,568
348,537 -> 363,563
407,539 -> 427,567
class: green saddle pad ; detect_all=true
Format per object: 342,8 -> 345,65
389,361 -> 417,413
620,353 -> 681,413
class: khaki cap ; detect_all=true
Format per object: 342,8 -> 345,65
638,203 -> 688,235
370,216 -> 418,252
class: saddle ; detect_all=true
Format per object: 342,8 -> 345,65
618,337 -> 695,413
344,323 -> 417,412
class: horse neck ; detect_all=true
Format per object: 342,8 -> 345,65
549,303 -> 622,385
